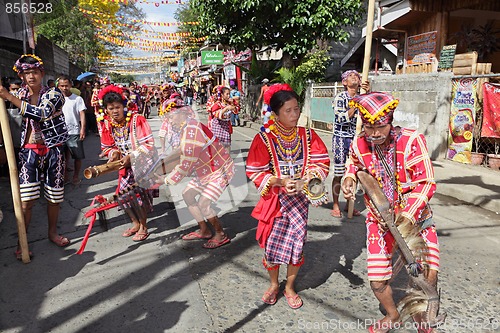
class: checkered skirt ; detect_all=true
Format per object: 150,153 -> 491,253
210,118 -> 231,147
265,192 -> 309,265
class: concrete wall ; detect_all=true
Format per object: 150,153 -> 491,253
370,72 -> 454,160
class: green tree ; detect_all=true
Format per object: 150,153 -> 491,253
184,0 -> 363,65
274,48 -> 331,99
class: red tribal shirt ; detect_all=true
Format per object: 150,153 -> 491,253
345,127 -> 436,225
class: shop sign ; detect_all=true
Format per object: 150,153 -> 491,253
406,31 -> 437,64
201,51 -> 224,65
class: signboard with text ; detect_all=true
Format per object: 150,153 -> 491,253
438,44 -> 457,70
201,51 -> 224,65
407,31 -> 438,64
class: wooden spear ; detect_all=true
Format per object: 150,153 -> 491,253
348,0 -> 376,219
0,100 -> 30,263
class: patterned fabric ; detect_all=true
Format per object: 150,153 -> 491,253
345,127 -> 436,225
100,113 -> 154,159
333,91 -> 357,138
366,221 -> 440,281
164,118 -> 234,189
209,118 -> 231,147
265,193 -> 309,265
341,70 -> 361,82
16,86 -> 68,148
13,54 -> 44,73
18,146 -> 65,203
246,127 -> 330,254
349,92 -> 398,125
159,119 -> 182,150
100,113 -> 156,201
345,127 -> 438,281
332,135 -> 353,177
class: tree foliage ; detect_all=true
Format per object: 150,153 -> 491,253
184,0 -> 363,60
274,48 -> 331,99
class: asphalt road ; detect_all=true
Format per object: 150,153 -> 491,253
0,104 -> 498,333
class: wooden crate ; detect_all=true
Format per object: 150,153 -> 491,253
452,52 -> 478,75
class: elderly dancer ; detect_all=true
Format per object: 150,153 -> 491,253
159,98 -> 234,249
0,54 -> 70,258
246,84 -> 330,309
330,70 -> 369,218
342,92 -> 441,333
99,85 -> 156,242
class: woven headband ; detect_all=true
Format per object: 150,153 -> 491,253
13,54 -> 44,74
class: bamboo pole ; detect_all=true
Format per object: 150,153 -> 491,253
348,0 -> 376,219
0,100 -> 30,263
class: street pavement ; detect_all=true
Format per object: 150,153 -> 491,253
0,104 -> 499,333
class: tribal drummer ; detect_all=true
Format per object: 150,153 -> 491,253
341,92 -> 441,333
157,98 -> 235,249
99,85 -> 157,242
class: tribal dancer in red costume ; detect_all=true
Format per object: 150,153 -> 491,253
206,85 -> 238,148
342,92 -> 441,333
246,84 -> 330,309
99,85 -> 156,242
158,98 -> 235,249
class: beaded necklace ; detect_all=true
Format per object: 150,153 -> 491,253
110,110 -> 132,128
369,129 -> 404,207
272,121 -> 302,178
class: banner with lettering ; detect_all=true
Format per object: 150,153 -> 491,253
201,51 -> 223,65
481,82 -> 500,138
447,78 -> 478,163
407,31 -> 437,64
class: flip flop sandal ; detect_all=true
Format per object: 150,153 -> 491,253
262,290 -> 278,305
202,237 -> 230,249
283,291 -> 303,309
50,235 -> 71,247
330,209 -> 343,218
181,231 -> 212,240
15,250 -> 33,260
122,228 -> 139,237
132,232 -> 150,242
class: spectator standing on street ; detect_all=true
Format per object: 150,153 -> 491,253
230,84 -> 241,127
57,75 -> 86,185
0,54 -> 70,258
47,79 -> 55,88
255,78 -> 270,118
342,92 -> 441,333
185,84 -> 194,106
330,70 -> 369,218
246,84 -> 330,309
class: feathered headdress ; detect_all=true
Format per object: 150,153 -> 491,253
98,84 -> 125,102
263,83 -> 293,106
261,83 -> 294,133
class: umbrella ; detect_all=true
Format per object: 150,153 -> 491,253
77,72 -> 96,81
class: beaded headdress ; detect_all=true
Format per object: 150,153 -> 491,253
260,83 -> 294,133
349,92 -> 399,125
13,54 -> 44,74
